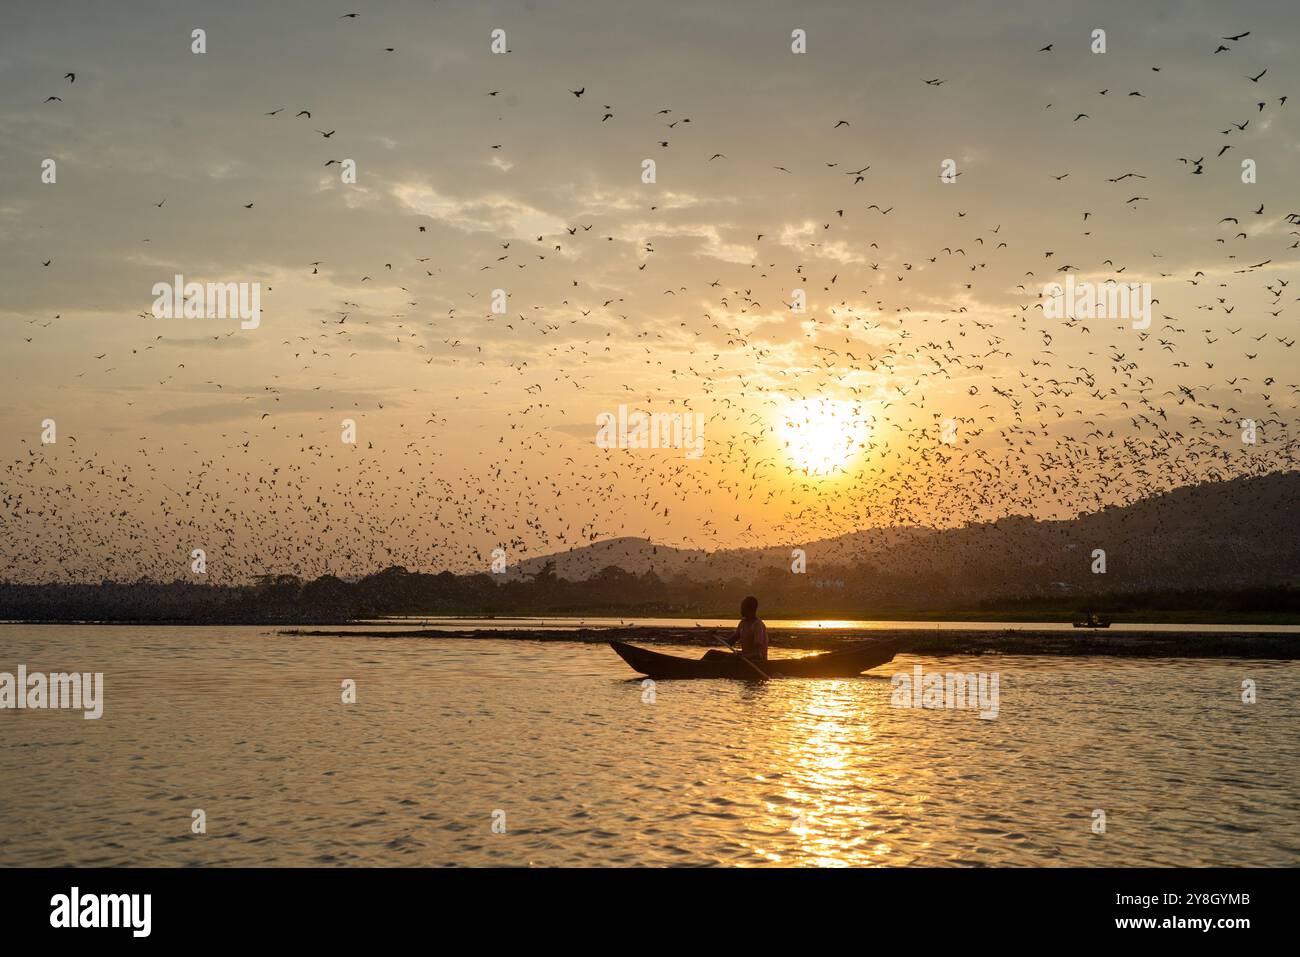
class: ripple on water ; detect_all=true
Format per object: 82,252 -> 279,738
0,628 -> 1297,866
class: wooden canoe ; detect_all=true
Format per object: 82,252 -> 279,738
608,638 -> 902,680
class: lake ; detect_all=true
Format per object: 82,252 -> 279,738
1,624 -> 1296,866
365,617 -> 1300,633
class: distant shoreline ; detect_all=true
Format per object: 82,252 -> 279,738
5,570 -> 1299,627
276,625 -> 1300,659
7,609 -> 1300,626
5,616 -> 1299,658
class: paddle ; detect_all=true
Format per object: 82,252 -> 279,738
708,629 -> 771,680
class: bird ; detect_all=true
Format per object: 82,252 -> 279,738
4,5 -> 1297,637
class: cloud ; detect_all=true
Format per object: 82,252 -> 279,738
616,221 -> 754,263
149,385 -> 398,425
391,182 -> 566,238
778,222 -> 866,264
558,185 -> 733,215
150,402 -> 260,425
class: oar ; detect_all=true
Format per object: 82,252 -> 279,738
709,630 -> 771,680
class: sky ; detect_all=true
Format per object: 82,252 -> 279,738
1,0 -> 1298,582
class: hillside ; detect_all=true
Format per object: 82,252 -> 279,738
512,471 -> 1300,601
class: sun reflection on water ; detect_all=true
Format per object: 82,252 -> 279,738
735,679 -> 903,866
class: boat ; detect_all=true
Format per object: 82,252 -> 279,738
608,638 -> 903,680
1072,612 -> 1111,629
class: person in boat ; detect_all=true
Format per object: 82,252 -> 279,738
700,596 -> 769,663
731,595 -> 769,661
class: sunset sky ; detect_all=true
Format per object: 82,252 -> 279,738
2,0 -> 1298,582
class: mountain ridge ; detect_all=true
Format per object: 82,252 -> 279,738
510,471 -> 1300,598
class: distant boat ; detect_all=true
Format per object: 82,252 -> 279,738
1073,612 -> 1111,629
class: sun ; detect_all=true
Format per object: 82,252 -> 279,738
777,398 -> 870,475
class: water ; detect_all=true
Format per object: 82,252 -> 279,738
1,624 -> 1296,866
366,616 -> 1300,633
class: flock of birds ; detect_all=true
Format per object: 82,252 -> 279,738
6,16 -> 1299,584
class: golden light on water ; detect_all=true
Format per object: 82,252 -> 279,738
777,398 -> 871,476
746,681 -> 896,866
784,619 -> 865,631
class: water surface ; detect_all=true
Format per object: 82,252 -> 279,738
366,616 -> 1300,633
1,625 -> 1296,866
